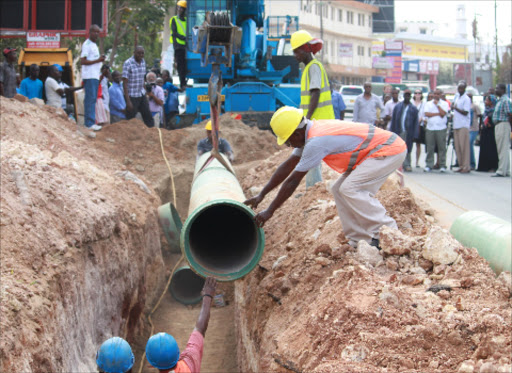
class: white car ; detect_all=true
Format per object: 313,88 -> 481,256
340,85 -> 364,112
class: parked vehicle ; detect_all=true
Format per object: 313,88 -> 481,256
369,82 -> 407,100
340,85 -> 363,112
404,81 -> 430,95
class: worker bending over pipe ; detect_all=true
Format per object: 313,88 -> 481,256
245,107 -> 406,249
145,277 -> 217,372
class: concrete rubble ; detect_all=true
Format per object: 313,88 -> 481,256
237,149 -> 512,373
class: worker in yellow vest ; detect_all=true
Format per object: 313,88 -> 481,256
170,0 -> 187,88
245,106 -> 406,249
291,30 -> 335,187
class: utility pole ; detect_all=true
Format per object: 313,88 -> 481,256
319,1 -> 324,63
472,14 -> 478,88
494,0 -> 500,71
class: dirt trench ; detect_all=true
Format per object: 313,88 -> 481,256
129,165 -> 242,373
80,112 -> 278,372
0,98 -> 277,372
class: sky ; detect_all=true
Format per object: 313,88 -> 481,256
394,0 -> 512,46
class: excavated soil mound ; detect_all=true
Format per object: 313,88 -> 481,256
0,97 -> 164,371
237,150 -> 512,373
1,97 -> 281,372
92,114 -> 279,217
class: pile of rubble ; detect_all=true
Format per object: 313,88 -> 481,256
236,150 -> 512,373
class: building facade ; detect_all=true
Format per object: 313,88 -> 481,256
356,0 -> 394,33
268,0 -> 379,86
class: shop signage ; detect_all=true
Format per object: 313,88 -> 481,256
338,43 -> 353,57
27,32 -> 61,48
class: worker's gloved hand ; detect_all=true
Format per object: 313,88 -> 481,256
244,194 -> 264,209
254,209 -> 273,228
202,277 -> 217,298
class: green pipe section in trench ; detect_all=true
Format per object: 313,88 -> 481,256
169,266 -> 205,305
158,152 -> 265,282
181,152 -> 265,282
157,203 -> 182,253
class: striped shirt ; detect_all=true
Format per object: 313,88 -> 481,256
493,95 -> 511,123
122,56 -> 146,97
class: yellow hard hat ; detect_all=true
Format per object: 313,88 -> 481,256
270,106 -> 304,145
290,30 -> 313,50
205,120 -> 212,130
177,0 -> 187,8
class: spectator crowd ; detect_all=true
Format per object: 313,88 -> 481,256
1,24 -> 185,132
1,25 -> 510,177
351,81 -> 511,177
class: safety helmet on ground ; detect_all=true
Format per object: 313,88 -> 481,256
290,30 -> 313,50
177,0 -> 187,8
145,333 -> 180,370
96,337 -> 135,373
270,106 -> 304,145
205,120 -> 212,130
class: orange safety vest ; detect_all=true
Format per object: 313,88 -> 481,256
307,119 -> 406,173
174,360 -> 191,373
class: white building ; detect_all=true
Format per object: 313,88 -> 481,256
395,20 -> 451,36
267,0 -> 379,85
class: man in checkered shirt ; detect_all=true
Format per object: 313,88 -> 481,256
122,46 -> 154,127
492,83 -> 512,177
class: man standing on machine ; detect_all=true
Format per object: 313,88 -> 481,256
170,1 -> 188,89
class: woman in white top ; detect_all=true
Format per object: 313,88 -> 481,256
412,90 -> 426,168
97,65 -> 111,125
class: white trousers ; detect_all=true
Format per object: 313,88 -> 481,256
331,151 -> 406,245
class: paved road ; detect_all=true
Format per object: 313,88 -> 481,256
344,112 -> 511,227
403,144 -> 511,227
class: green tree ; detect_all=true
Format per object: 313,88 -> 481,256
0,39 -> 26,55
495,45 -> 511,84
1,1 -> 173,76
104,0 -> 174,70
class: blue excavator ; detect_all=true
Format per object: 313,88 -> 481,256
175,0 -> 301,131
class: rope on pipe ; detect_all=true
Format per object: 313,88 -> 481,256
134,128 -> 182,373
137,256 -> 183,373
158,127 -> 177,207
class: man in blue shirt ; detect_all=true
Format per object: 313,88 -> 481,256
20,64 -> 43,99
331,86 -> 346,120
109,71 -> 126,123
161,69 -> 184,129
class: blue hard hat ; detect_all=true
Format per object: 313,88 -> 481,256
52,64 -> 63,72
96,337 -> 135,373
145,333 -> 180,370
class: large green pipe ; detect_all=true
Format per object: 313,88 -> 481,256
450,211 -> 511,274
180,152 -> 265,281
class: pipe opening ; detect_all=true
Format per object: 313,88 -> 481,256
188,204 -> 258,274
170,267 -> 206,305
